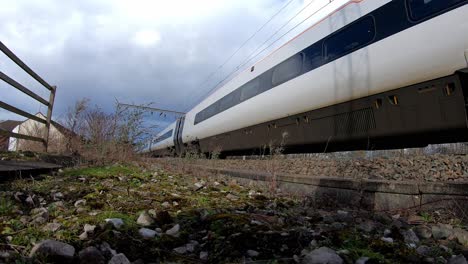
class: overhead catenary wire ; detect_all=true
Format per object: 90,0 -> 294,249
186,0 -> 296,111
195,0 -> 332,104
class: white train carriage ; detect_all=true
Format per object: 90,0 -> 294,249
148,0 -> 468,156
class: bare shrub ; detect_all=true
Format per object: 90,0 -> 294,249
61,98 -> 155,165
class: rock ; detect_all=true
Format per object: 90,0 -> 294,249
416,246 -> 431,256
53,192 -> 64,200
33,216 -> 47,224
161,201 -> 171,208
74,199 -> 86,208
381,237 -> 394,243
29,240 -> 75,260
200,251 -> 208,261
84,224 -> 96,233
357,220 -> 376,233
79,231 -> 88,240
302,247 -> 343,264
105,218 -> 124,229
247,250 -> 260,257
432,224 -> 453,240
402,229 -> 420,245
25,195 -> 35,206
43,223 -> 61,232
194,182 -> 205,190
139,228 -> 157,239
166,224 -> 180,237
415,226 -> 432,239
136,211 -> 154,226
356,257 -> 369,264
226,193 -> 239,201
173,246 -> 187,254
383,229 -> 392,237
148,209 -> 157,218
78,246 -> 105,264
109,253 -> 131,264
31,207 -> 49,219
448,255 -> 467,264
186,241 -> 199,252
454,228 -> 468,247
408,215 -> 425,225
98,242 -> 117,259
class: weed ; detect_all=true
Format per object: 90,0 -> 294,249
0,196 -> 14,215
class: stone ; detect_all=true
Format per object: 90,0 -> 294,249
79,231 -> 88,240
381,237 -> 394,243
137,211 -> 154,226
33,216 -> 47,224
53,192 -> 64,200
105,218 -> 124,229
454,228 -> 468,247
139,228 -> 157,239
226,193 -> 239,201
448,255 -> 468,264
98,242 -> 117,259
109,253 -> 131,264
186,241 -> 199,252
29,240 -> 75,260
432,224 -> 453,240
74,199 -> 86,208
84,224 -> 96,233
200,251 -> 208,261
148,209 -> 157,218
247,250 -> 260,257
356,257 -> 369,264
166,224 -> 180,237
416,246 -> 431,256
415,226 -> 432,239
78,246 -> 105,264
302,247 -> 343,264
194,182 -> 205,190
357,220 -> 376,233
31,207 -> 49,219
402,229 -> 420,245
43,223 -> 61,232
173,246 -> 187,254
161,201 -> 171,208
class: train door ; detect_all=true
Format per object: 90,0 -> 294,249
173,116 -> 186,155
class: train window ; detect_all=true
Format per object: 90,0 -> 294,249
240,78 -> 261,101
272,53 -> 304,86
407,0 -> 466,21
219,90 -> 240,112
204,103 -> 219,119
153,130 -> 173,144
194,112 -> 203,124
303,44 -> 323,72
325,16 -> 375,61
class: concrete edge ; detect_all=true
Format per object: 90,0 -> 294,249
192,165 -> 468,196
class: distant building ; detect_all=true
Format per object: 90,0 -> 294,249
0,120 -> 23,151
7,113 -> 73,153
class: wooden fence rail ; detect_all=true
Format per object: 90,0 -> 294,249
0,40 -> 56,152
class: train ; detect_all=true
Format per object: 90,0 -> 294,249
142,0 -> 468,157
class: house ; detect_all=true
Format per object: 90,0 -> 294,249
0,120 -> 23,151
7,113 -> 73,153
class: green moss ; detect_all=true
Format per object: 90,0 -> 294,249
63,164 -> 150,178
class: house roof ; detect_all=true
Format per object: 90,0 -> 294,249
0,120 -> 22,132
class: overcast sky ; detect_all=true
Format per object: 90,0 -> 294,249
0,0 -> 335,127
